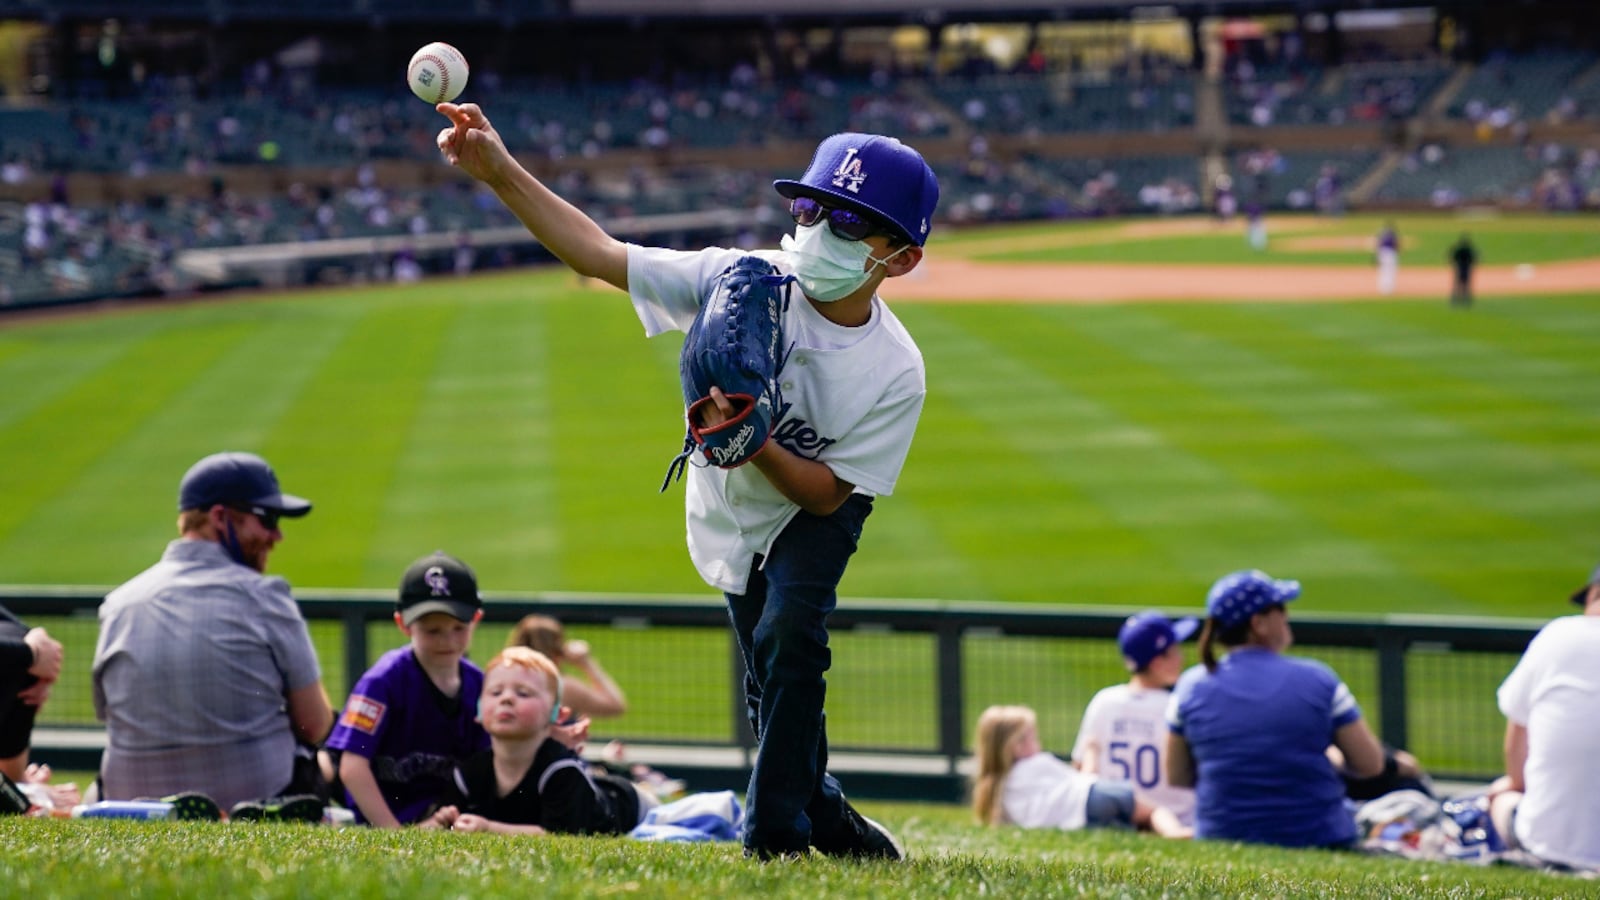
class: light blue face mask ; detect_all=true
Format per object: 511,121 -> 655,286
780,222 -> 908,302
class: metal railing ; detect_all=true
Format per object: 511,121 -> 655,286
2,587 -> 1542,798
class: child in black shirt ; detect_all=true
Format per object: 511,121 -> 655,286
425,647 -> 653,836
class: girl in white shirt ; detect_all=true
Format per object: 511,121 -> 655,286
973,705 -> 1191,839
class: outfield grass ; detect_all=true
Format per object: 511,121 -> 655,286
2,801 -> 1585,899
2,250 -> 1596,616
944,212 -> 1600,267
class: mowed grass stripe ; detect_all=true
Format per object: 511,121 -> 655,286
1247,299 -> 1600,535
1156,301 -> 1599,603
266,294 -> 458,587
358,283 -> 563,590
1053,303 -> 1572,615
542,277 -> 717,595
961,303 -> 1469,615
0,321 -> 259,550
893,307 -> 1190,604
0,315 -> 175,433
0,305 -> 360,583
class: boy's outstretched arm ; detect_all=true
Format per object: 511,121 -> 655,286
436,102 -> 629,290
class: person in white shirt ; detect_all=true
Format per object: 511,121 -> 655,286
973,704 -> 1190,838
1073,612 -> 1198,826
436,104 -> 935,861
1488,562 -> 1600,872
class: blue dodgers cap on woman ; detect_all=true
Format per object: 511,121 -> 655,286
178,451 -> 312,516
1206,569 -> 1301,629
774,132 -> 940,247
1118,611 -> 1200,672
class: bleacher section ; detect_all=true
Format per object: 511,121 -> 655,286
6,45 -> 1600,309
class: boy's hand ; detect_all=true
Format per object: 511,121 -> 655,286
552,713 -> 590,754
436,103 -> 510,184
427,805 -> 461,829
693,386 -> 737,428
450,813 -> 493,833
24,628 -> 62,682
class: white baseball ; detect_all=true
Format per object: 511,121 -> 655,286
407,42 -> 469,104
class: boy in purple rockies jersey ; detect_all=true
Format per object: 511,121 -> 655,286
327,551 -> 489,827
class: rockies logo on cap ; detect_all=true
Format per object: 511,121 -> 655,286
424,566 -> 451,597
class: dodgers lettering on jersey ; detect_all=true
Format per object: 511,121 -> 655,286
770,398 -> 838,459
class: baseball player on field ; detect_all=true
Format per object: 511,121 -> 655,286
436,102 -> 936,861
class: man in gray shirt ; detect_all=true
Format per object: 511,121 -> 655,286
93,452 -> 335,809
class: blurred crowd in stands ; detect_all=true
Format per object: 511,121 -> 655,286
3,36 -> 1600,308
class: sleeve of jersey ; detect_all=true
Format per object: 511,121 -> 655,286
1496,625 -> 1551,724
0,632 -> 31,676
625,244 -> 773,337
537,760 -> 603,834
1071,692 -> 1107,765
256,576 -> 322,691
325,670 -> 390,758
1328,679 -> 1362,730
821,381 -> 926,497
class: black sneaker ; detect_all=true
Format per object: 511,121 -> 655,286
813,800 -> 905,862
159,792 -> 222,821
229,794 -> 324,824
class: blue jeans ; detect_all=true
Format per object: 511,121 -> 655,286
725,493 -> 873,855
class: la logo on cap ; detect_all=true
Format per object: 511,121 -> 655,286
832,148 -> 866,193
424,566 -> 450,596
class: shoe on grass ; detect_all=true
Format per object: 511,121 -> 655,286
812,799 -> 905,862
229,794 -> 324,824
158,792 -> 222,821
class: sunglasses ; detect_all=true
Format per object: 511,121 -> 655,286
789,196 -> 885,242
230,505 -> 281,531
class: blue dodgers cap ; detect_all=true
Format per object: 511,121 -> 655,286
177,451 -> 312,517
1118,611 -> 1200,672
1206,569 -> 1301,629
774,132 -> 940,247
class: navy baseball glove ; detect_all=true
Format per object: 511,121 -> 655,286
661,256 -> 794,490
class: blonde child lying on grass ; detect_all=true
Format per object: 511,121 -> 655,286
973,705 -> 1191,839
424,648 -> 657,836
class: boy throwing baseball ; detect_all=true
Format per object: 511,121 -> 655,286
436,102 -> 937,860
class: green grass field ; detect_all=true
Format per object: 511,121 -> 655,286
3,213 -> 1596,617
6,213 -> 1599,893
2,801 -> 1586,899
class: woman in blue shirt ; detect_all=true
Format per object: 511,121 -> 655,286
1165,570 -> 1385,848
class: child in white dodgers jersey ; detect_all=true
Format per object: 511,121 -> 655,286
1072,612 -> 1199,827
436,104 -> 935,861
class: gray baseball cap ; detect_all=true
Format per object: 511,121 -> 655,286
178,451 -> 312,517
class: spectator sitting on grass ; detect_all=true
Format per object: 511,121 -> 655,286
1072,612 -> 1199,827
973,704 -> 1192,839
424,647 -> 658,836
1486,559 -> 1600,872
1166,570 -> 1385,849
507,614 -> 627,719
1,604 -> 63,787
326,551 -> 490,828
93,452 -> 334,811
